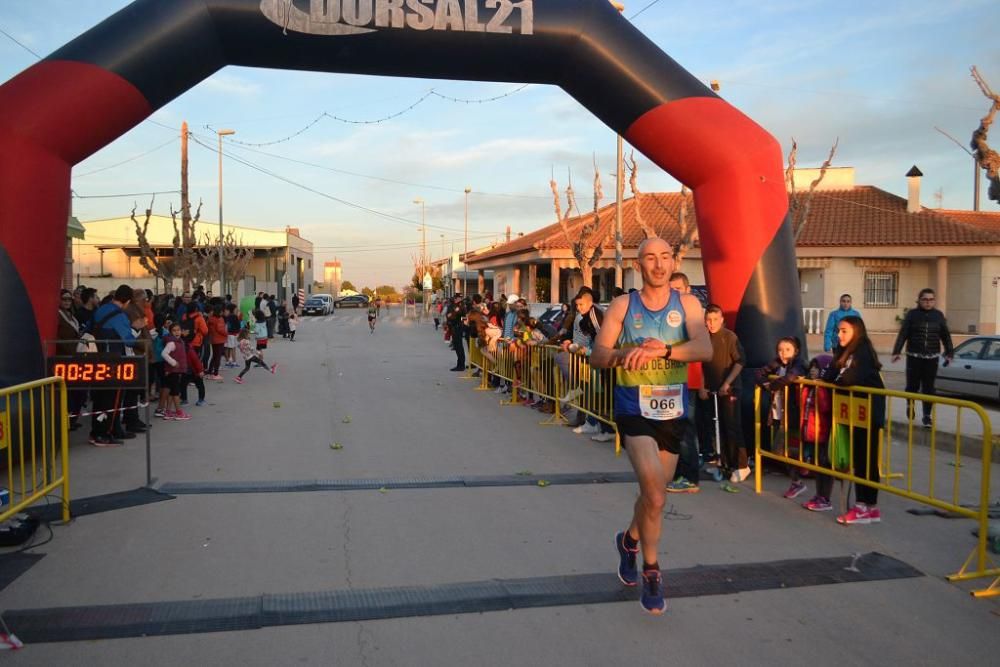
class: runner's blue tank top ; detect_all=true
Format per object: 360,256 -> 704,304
614,289 -> 690,418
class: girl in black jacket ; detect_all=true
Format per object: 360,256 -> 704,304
825,315 -> 885,525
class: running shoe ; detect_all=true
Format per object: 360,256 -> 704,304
640,569 -> 666,615
173,410 -> 192,421
234,377 -> 244,384
591,432 -> 616,443
922,416 -> 932,429
615,531 -> 638,587
573,422 -> 600,435
271,364 -> 279,375
666,477 -> 700,494
559,387 -> 583,404
802,496 -> 833,512
730,467 -> 752,483
837,504 -> 881,525
154,408 -> 166,418
88,434 -> 123,447
163,411 -> 176,421
783,481 -> 807,499
195,399 -> 206,407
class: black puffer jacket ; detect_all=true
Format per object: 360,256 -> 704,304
892,308 -> 954,357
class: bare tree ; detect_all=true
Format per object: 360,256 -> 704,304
624,152 -> 660,241
168,199 -> 203,289
625,152 -> 700,266
970,66 -> 1000,205
785,138 -> 839,241
550,160 -> 612,288
131,197 -> 181,293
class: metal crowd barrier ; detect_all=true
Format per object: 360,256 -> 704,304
754,379 -> 997,598
0,377 -> 71,523
467,338 -> 619,446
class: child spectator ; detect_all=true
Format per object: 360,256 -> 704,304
151,313 -> 167,416
755,336 -> 807,498
160,322 -> 191,420
206,305 -> 227,380
287,308 -> 298,341
253,309 -> 269,360
224,303 -> 241,367
701,304 -> 750,483
234,326 -> 276,383
178,324 -> 207,407
824,315 -> 886,525
800,355 -> 835,512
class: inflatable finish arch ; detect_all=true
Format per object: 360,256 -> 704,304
0,0 -> 801,386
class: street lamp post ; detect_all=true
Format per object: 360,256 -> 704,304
413,197 -> 426,269
217,128 -> 236,295
464,186 -> 471,296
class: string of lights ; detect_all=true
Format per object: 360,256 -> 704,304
72,189 -> 181,199
205,84 -> 531,147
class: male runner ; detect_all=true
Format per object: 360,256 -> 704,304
367,301 -> 378,334
591,238 -> 712,614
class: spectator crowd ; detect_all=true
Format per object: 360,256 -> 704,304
56,284 -> 286,446
437,282 -> 955,527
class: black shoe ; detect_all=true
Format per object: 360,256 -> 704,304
922,416 -> 932,428
114,431 -> 138,440
450,366 -> 466,372
126,424 -> 147,433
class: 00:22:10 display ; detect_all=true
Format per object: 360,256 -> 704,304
53,362 -> 136,382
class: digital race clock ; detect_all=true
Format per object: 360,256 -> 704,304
46,354 -> 148,389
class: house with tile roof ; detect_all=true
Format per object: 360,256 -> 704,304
463,167 -> 1000,334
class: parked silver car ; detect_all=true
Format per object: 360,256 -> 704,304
936,335 -> 1000,400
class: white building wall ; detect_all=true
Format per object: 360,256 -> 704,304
946,257 -> 982,335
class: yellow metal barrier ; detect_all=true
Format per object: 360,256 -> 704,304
468,339 -> 618,446
1,377 -> 71,523
754,379 -> 997,598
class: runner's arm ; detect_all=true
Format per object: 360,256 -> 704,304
590,295 -> 629,369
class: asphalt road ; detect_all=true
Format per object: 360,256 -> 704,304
2,310 -> 998,665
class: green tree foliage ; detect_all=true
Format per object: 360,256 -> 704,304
341,280 -> 357,292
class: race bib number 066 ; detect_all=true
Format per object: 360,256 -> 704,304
639,384 -> 684,421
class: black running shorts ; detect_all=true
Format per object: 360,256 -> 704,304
615,415 -> 685,454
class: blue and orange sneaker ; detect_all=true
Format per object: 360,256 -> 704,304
615,531 -> 638,586
640,569 -> 666,615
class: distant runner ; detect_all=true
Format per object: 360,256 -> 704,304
368,301 -> 378,334
591,237 -> 712,615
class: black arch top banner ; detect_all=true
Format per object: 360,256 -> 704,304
0,0 -> 801,386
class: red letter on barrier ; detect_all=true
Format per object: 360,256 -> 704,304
840,402 -> 848,420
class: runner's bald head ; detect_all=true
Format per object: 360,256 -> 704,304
637,237 -> 672,258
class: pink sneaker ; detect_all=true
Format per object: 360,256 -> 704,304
837,504 -> 880,525
163,411 -> 177,421
173,410 -> 192,421
802,495 -> 832,512
270,364 -> 279,375
234,376 -> 244,384
783,481 -> 807,499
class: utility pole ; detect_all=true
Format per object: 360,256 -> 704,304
612,2 -> 625,290
615,134 -> 624,289
217,128 -> 235,295
180,121 -> 190,292
934,126 -> 981,211
464,186 -> 471,297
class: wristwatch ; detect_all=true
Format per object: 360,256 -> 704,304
663,344 -> 672,360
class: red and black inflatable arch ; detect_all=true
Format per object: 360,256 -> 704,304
0,0 -> 800,386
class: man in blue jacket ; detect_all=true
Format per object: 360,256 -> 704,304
89,284 -> 137,446
823,294 -> 861,351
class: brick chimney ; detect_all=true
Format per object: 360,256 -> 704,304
906,165 -> 923,213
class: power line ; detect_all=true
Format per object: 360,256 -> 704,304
72,189 -> 181,199
224,142 -> 548,200
74,138 -> 177,177
0,26 -> 40,59
190,135 -> 494,234
629,0 -> 664,20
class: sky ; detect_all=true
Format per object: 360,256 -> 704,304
2,0 -> 999,290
